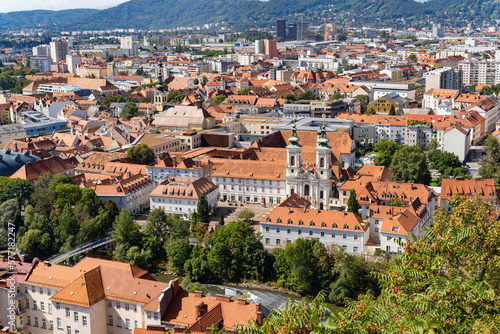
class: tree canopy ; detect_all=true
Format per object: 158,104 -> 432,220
390,145 -> 431,185
373,138 -> 399,167
127,143 -> 155,165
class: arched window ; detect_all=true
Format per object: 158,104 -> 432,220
290,156 -> 295,166
320,157 -> 325,167
304,184 -> 310,196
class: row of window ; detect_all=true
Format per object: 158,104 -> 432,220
220,185 -> 283,193
27,316 -> 51,329
25,285 -> 51,296
215,178 -> 280,185
107,300 -> 138,312
107,315 -> 139,329
25,299 -> 52,313
264,228 -> 359,239
266,220 -> 358,230
264,238 -> 360,253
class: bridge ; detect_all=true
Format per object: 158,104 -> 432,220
47,234 -> 114,265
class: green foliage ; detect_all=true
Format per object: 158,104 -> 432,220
212,95 -> 227,104
166,90 -> 186,103
112,209 -> 142,259
354,95 -> 369,114
53,183 -> 81,208
373,138 -> 399,167
102,94 -> 126,107
388,104 -> 396,115
280,93 -> 296,102
386,197 -> 406,207
218,213 -> 225,226
237,208 -> 255,222
127,143 -> 155,165
429,151 -> 463,177
120,102 -> 138,119
297,91 -> 319,101
407,54 -> 418,62
166,238 -> 192,273
330,92 -> 343,100
346,190 -> 359,216
196,195 -> 211,225
390,145 -> 431,185
326,195 -> 500,332
127,246 -> 154,271
0,178 -> 34,210
18,229 -> 53,262
479,135 -> 500,184
236,87 -> 252,95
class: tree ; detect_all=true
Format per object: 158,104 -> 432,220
79,187 -> 103,216
143,208 -> 170,256
117,71 -> 129,76
429,151 -> 462,175
193,78 -> 199,85
57,205 -> 79,249
127,246 -> 154,271
386,197 -> 406,207
330,92 -> 343,100
213,95 -> 227,104
49,173 -> 73,191
53,183 -> 81,208
237,208 -> 255,222
106,55 -> 114,63
167,90 -> 186,103
280,93 -> 296,102
105,200 -> 120,222
120,102 -> 138,119
0,199 -> 21,235
428,108 -> 435,115
366,107 -> 376,115
0,178 -> 34,210
236,87 -> 252,94
196,195 -> 210,225
354,95 -> 369,114
218,213 -> 225,226
297,91 -> 319,101
200,76 -> 208,86
480,86 -> 494,95
328,251 -> 368,304
273,238 -> 332,294
388,104 -> 397,115
112,209 -> 142,259
337,34 -> 347,41
166,238 -> 192,273
373,138 -> 399,167
19,229 -> 52,261
134,67 -> 145,76
390,145 -> 431,185
346,190 -> 360,216
480,135 -> 500,184
127,143 -> 155,165
326,195 -> 500,333
407,54 -> 418,62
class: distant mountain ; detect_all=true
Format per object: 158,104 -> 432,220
0,9 -> 100,30
11,0 -> 500,31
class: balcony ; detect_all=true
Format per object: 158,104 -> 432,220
15,308 -> 26,316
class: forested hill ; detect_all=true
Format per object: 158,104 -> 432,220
3,0 -> 500,31
0,9 -> 99,30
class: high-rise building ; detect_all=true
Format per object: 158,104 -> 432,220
120,36 -> 138,56
30,56 -> 52,73
49,40 -> 69,63
66,53 -> 81,74
424,67 -> 463,92
459,60 -> 500,85
297,22 -> 310,41
287,23 -> 297,41
32,45 -> 50,56
277,19 -> 286,40
255,39 -> 265,54
432,23 -> 444,38
325,23 -> 337,41
264,39 -> 278,58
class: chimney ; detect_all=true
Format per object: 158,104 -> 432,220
256,311 -> 263,325
237,299 -> 247,305
215,295 -> 231,303
194,291 -> 203,298
195,301 -> 206,319
171,278 -> 179,297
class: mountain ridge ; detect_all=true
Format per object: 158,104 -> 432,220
0,9 -> 100,30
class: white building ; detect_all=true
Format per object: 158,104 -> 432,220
31,56 -> 52,73
260,206 -> 368,253
443,125 -> 470,162
146,155 -> 212,185
49,40 -> 69,63
66,53 -> 81,74
33,45 -> 50,57
422,88 -> 460,110
90,173 -> 155,214
149,177 -> 219,217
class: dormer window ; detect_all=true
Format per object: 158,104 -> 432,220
343,224 -> 348,229
298,220 -> 303,226
332,223 -> 337,228
354,225 -> 359,230
266,218 -> 271,223
276,218 -> 282,224
287,219 -> 292,225
309,222 -> 314,227
321,222 -> 326,227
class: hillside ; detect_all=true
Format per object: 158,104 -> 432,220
3,0 -> 500,31
0,9 -> 100,30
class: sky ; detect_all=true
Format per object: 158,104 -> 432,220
0,0 -> 129,13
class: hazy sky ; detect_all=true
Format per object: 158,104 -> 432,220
0,0 -> 129,13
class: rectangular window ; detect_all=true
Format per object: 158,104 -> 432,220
298,229 -> 302,235
42,319 -> 46,329
47,289 -> 51,296
354,234 -> 358,240
353,246 -> 359,253
108,315 -> 113,326
125,303 -> 129,311
34,317 -> 38,327
49,303 -> 52,313
117,317 -> 122,327
135,320 -> 138,328
108,300 -> 112,308
27,316 -> 31,326
82,316 -> 87,326
67,326 -> 71,334
343,234 -> 347,239
276,239 -> 281,245
66,308 -> 70,318
126,319 -> 130,329
154,313 -> 159,320
56,302 -> 60,310
25,299 -> 29,309
40,302 -> 45,311
33,301 -> 37,310
116,301 -> 120,309
50,320 -> 53,330
321,232 -> 325,237
134,304 -> 137,312
25,286 -> 28,294
265,238 -> 270,244
287,229 -> 291,234
147,312 -> 152,319
309,231 -> 313,236
265,227 -> 269,232
39,287 -> 43,294
74,312 -> 79,322
57,318 -> 62,329
32,286 -> 35,293
276,228 -> 280,233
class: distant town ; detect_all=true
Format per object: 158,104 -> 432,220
1,16 -> 500,334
